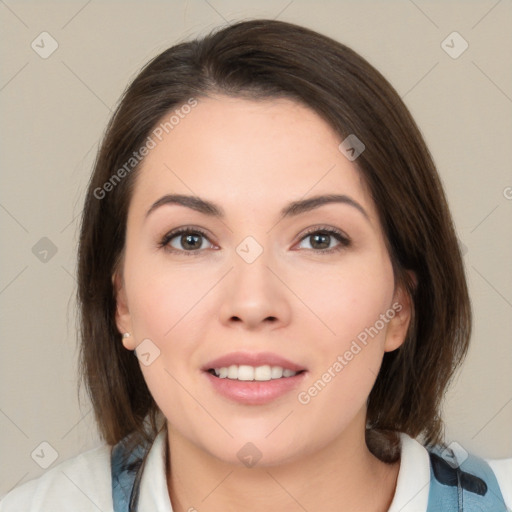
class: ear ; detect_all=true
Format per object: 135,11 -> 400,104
112,267 -> 136,350
384,270 -> 416,353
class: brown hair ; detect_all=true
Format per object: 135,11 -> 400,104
77,19 -> 471,461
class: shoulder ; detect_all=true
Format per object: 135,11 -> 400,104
389,433 -> 512,512
0,444 -> 113,512
486,457 -> 512,510
426,441 -> 512,511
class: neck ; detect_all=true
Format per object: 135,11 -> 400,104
165,416 -> 400,512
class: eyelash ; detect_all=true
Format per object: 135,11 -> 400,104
158,225 -> 351,256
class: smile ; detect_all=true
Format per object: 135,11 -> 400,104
208,364 -> 303,381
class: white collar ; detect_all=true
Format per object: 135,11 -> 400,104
137,429 -> 173,510
387,432 -> 431,511
138,430 -> 431,511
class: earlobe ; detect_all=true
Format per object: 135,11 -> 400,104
384,271 -> 416,353
112,269 -> 136,350
121,332 -> 135,351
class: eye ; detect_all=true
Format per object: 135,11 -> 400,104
296,226 -> 351,254
158,225 -> 351,256
159,227 -> 215,255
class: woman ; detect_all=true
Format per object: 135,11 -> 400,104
1,18 -> 510,512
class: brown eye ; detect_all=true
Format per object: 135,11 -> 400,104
297,227 -> 351,254
308,232 -> 331,250
175,232 -> 204,250
159,227 -> 214,255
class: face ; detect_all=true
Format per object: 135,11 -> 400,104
114,95 -> 412,466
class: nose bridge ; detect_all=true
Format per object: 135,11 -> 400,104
218,234 -> 291,329
234,238 -> 272,291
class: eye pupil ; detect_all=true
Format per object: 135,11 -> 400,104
311,233 -> 330,249
182,233 -> 202,250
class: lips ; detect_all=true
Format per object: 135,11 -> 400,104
202,351 -> 307,405
202,351 -> 306,373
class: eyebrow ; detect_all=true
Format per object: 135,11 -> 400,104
145,193 -> 369,222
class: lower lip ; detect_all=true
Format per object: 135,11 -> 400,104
203,371 -> 307,405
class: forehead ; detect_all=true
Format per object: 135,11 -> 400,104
129,95 -> 376,223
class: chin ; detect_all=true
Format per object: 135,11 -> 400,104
191,424 -> 310,469
210,441 -> 304,469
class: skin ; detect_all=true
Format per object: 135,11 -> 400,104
114,95 -> 414,512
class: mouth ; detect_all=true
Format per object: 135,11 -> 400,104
202,352 -> 307,405
207,365 -> 306,381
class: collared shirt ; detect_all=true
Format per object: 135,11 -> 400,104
1,430 -> 511,511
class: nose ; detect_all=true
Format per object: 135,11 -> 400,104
218,249 -> 292,332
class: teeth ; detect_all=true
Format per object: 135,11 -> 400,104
271,366 -> 283,379
212,365 -> 299,381
237,365 -> 254,381
254,365 -> 272,381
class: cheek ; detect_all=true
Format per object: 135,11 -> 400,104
304,253 -> 395,349
294,254 -> 395,420
123,253 -> 215,413
126,253 -> 213,340
125,258 -> 209,430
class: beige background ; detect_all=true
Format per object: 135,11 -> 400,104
1,0 -> 511,496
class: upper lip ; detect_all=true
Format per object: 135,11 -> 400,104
202,351 -> 306,372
